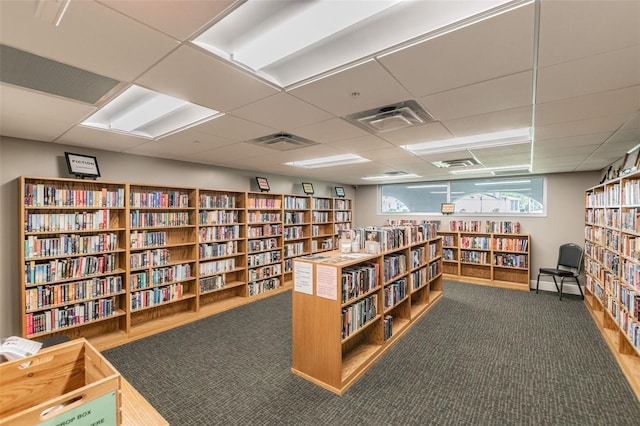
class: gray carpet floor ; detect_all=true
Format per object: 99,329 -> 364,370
103,281 -> 640,425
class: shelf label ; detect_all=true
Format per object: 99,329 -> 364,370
316,265 -> 337,300
293,261 -> 313,295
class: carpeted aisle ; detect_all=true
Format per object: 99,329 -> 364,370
104,281 -> 640,425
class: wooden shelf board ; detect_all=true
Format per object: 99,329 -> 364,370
443,274 -> 529,291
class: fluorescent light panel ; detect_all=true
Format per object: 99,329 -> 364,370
285,154 -> 369,169
362,173 -> 421,181
475,180 -> 531,186
81,85 -> 221,139
402,127 -> 531,156
450,164 -> 532,175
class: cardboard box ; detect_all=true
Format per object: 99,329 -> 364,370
0,338 -> 121,425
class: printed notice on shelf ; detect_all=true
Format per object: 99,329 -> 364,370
293,260 -> 313,294
316,265 -> 337,300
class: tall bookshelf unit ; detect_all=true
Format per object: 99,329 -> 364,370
246,192 -> 284,297
283,195 -> 311,286
311,196 -> 334,253
197,189 -> 247,315
333,198 -> 353,246
585,174 -> 640,399
21,177 -> 128,341
291,233 -> 443,395
438,226 -> 530,291
18,176 -> 353,349
128,184 -> 198,333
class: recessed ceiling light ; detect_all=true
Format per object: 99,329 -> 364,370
402,127 -> 531,156
284,154 -> 370,169
81,85 -> 222,140
450,164 -> 532,175
362,173 -> 421,181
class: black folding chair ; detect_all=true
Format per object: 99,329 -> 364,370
536,243 -> 584,300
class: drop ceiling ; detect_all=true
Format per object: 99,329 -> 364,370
0,0 -> 639,185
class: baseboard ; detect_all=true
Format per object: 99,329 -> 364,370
529,279 -> 583,296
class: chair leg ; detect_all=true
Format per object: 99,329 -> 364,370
575,277 -> 584,300
559,277 -> 564,301
536,273 -> 541,294
551,276 -> 560,294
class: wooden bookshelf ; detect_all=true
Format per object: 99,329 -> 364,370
291,234 -> 443,395
246,192 -> 284,296
283,195 -> 311,286
437,230 -> 530,291
20,176 -> 128,342
584,173 -> 640,400
19,177 -> 351,350
197,189 -> 247,315
333,198 -> 353,247
311,196 -> 334,254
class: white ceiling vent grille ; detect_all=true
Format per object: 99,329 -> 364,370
345,100 -> 436,133
432,158 -> 479,168
0,44 -> 121,104
248,133 -> 319,151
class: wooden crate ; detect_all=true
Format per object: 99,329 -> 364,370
0,338 -> 121,425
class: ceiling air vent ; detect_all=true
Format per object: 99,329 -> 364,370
248,133 -> 319,151
345,100 -> 436,133
431,158 -> 479,168
0,44 -> 121,104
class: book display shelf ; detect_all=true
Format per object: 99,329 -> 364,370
438,221 -> 530,291
584,173 -> 640,399
311,196 -> 334,254
291,225 -> 442,395
283,195 -> 311,286
333,198 -> 353,247
19,177 -> 352,350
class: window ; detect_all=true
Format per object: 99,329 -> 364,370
380,177 -> 544,215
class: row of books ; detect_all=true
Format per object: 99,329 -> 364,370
449,220 -> 522,234
493,254 -> 528,268
248,277 -> 281,296
25,276 -> 123,311
312,211 -> 331,222
24,184 -> 124,208
411,247 -> 426,269
383,220 -> 441,239
460,236 -> 490,250
247,250 -> 281,267
429,261 -> 442,280
199,241 -> 239,260
284,211 -> 306,224
284,226 -> 305,240
460,250 -> 489,265
341,294 -> 378,339
313,199 -> 331,210
247,224 -> 281,238
26,297 -> 117,336
411,267 -> 427,290
199,193 -> 237,209
383,278 -> 407,310
24,232 -> 119,259
311,238 -> 333,253
621,234 -> 640,260
383,315 -> 393,341
284,196 -> 308,210
130,230 -> 166,249
248,263 -> 282,281
25,210 -> 111,233
493,237 -> 529,252
130,210 -> 190,228
143,264 -> 192,287
130,283 -> 183,310
199,210 -> 240,225
199,258 -> 236,276
284,242 -> 305,258
383,254 -> 407,283
200,275 -> 225,293
606,294 -> 640,351
248,238 -> 279,253
312,224 -> 332,237
621,209 -> 640,233
248,211 -> 281,223
334,199 -> 351,210
25,254 -> 118,285
247,196 -> 282,209
334,212 -> 352,222
199,225 -> 241,242
130,191 -> 190,208
342,263 -> 379,303
129,248 -> 170,269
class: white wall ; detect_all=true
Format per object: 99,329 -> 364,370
0,136 -> 355,337
354,171 -> 600,291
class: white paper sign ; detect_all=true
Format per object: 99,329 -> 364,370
293,260 -> 313,294
316,265 -> 337,300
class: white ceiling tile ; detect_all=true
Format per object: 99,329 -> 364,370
0,84 -> 94,142
377,3 -> 535,97
288,60 -> 412,117
534,133 -> 611,149
99,0 -> 235,41
58,126 -> 149,152
0,1 -> 178,81
421,71 -> 532,121
535,115 -> 631,141
230,92 -> 333,130
442,106 -> 533,137
538,0 -> 640,68
293,119 -> 368,144
536,46 -> 640,104
136,45 -> 279,112
190,114 -> 277,143
377,122 -> 452,146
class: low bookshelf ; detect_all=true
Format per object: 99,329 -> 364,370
291,230 -> 442,395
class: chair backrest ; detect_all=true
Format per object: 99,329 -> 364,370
557,243 -> 584,273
